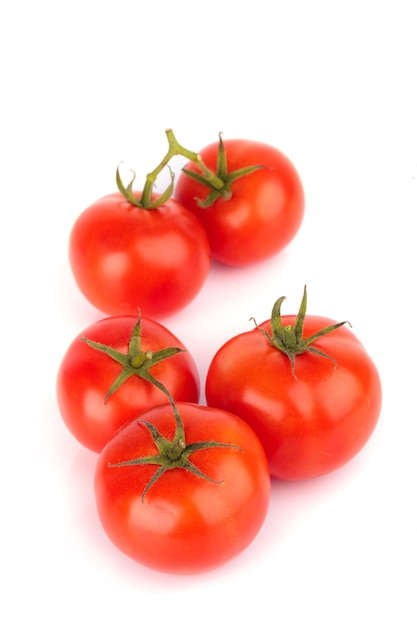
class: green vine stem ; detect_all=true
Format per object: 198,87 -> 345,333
116,128 -> 226,209
116,129 -> 264,209
181,132 -> 265,208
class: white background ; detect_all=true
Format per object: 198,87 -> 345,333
1,1 -> 416,624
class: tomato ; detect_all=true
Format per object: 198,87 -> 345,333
56,314 -> 200,453
205,289 -> 382,480
174,137 -> 305,266
69,191 -> 210,319
94,402 -> 270,574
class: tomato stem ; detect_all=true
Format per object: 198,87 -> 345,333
116,129 -> 264,209
109,402 -> 242,501
164,129 -> 226,190
140,129 -> 226,205
90,311 -> 242,501
181,133 -> 265,208
117,129 -> 226,210
81,310 -> 185,402
252,285 -> 351,377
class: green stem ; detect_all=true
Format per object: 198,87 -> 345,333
81,311 -> 185,401
117,129 -> 266,210
144,371 -> 186,452
165,129 -> 226,190
253,286 -> 350,377
109,398 -> 242,501
140,129 -> 225,206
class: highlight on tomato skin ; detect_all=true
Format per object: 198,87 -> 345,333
68,191 -> 211,319
94,402 -> 271,575
56,314 -> 201,453
174,138 -> 305,267
205,289 -> 382,481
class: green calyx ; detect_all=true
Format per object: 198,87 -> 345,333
181,133 -> 264,208
252,285 -> 350,376
84,310 -> 242,501
116,164 -> 176,211
81,311 -> 184,403
116,129 -> 263,210
109,405 -> 242,502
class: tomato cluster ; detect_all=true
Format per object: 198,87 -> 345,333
57,130 -> 382,575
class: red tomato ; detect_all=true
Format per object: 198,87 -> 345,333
174,138 -> 304,266
56,315 -> 200,453
206,305 -> 382,480
94,402 -> 270,574
69,192 -> 210,318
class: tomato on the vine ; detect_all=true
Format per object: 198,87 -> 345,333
56,314 -> 200,453
94,401 -> 270,574
205,287 -> 382,480
174,136 -> 305,266
69,190 -> 210,319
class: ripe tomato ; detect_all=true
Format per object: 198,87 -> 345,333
205,290 -> 382,480
56,314 -> 200,453
69,192 -> 210,319
94,402 -> 270,574
174,138 -> 305,266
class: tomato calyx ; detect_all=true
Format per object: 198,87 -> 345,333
109,402 -> 242,501
181,133 -> 265,208
83,311 -> 242,500
251,286 -> 350,377
116,129 -> 263,210
116,129 -> 226,210
116,164 -> 176,210
81,311 -> 184,402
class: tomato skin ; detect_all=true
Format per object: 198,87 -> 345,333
56,316 -> 200,453
94,402 -> 270,574
205,316 -> 382,480
174,139 -> 304,266
69,192 -> 211,318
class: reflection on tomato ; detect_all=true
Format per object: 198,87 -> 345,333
69,192 -> 210,318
